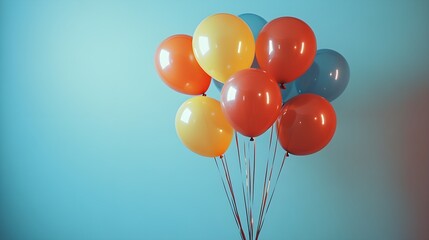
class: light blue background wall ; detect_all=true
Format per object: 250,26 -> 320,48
1,0 -> 428,239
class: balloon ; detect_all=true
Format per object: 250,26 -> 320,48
238,13 -> 267,39
256,17 -> 317,85
193,13 -> 255,83
221,69 -> 282,138
212,13 -> 267,92
175,96 -> 233,157
155,34 -> 211,95
295,49 -> 350,102
239,13 -> 267,68
277,94 -> 336,155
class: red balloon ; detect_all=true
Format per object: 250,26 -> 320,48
221,69 -> 282,138
155,34 -> 211,95
277,94 -> 336,155
256,17 -> 317,85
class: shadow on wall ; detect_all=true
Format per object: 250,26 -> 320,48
321,76 -> 429,239
391,81 -> 429,239
382,80 -> 429,240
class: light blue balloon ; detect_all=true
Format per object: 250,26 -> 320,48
238,13 -> 267,68
295,49 -> 350,102
238,13 -> 267,40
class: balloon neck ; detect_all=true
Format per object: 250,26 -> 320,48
219,154 -> 224,159
286,151 -> 290,157
202,93 -> 207,96
280,83 -> 286,89
250,137 -> 254,141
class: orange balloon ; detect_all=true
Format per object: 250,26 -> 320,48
256,17 -> 317,84
155,34 -> 211,95
277,94 -> 336,155
220,69 -> 282,138
175,96 -> 233,157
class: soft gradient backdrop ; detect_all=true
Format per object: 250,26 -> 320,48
1,0 -> 428,239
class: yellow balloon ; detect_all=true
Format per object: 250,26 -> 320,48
192,13 -> 255,83
175,96 -> 233,157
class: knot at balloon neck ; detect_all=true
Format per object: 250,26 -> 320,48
202,93 -> 207,96
280,83 -> 286,89
220,155 -> 224,159
286,151 -> 290,157
250,137 -> 254,141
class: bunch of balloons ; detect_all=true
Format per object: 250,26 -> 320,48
155,13 -> 349,156
155,12 -> 349,240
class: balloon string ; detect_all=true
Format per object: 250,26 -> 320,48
223,156 -> 247,240
235,132 -> 243,174
258,152 -> 288,235
268,125 -> 274,150
222,155 -> 241,221
255,126 -> 274,239
247,140 -> 252,207
256,128 -> 280,239
221,155 -> 247,240
214,157 -> 238,225
243,139 -> 252,239
266,152 -> 288,214
252,139 -> 256,204
247,140 -> 253,239
236,132 -> 251,239
249,138 -> 256,240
